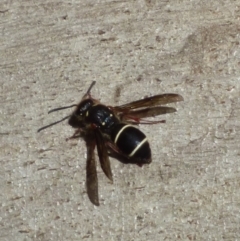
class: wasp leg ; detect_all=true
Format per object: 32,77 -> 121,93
66,128 -> 83,141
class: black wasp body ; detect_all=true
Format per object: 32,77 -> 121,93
38,81 -> 183,206
69,99 -> 151,164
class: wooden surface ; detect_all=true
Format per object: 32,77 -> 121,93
1,1 -> 240,240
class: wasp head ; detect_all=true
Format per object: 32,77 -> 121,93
68,99 -> 94,128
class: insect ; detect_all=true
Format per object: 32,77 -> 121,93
38,82 -> 183,206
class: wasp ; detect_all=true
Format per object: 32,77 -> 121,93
38,82 -> 183,206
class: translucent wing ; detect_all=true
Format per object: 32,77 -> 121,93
122,106 -> 177,120
115,94 -> 183,111
95,129 -> 113,182
86,136 -> 99,206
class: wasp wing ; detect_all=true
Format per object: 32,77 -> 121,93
95,129 -> 113,182
121,106 -> 177,120
114,94 -> 183,111
86,136 -> 99,206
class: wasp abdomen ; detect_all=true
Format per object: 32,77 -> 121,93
111,124 -> 151,164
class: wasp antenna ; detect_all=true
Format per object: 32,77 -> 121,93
86,81 -> 96,95
48,104 -> 77,114
37,115 -> 71,132
82,81 -> 97,100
